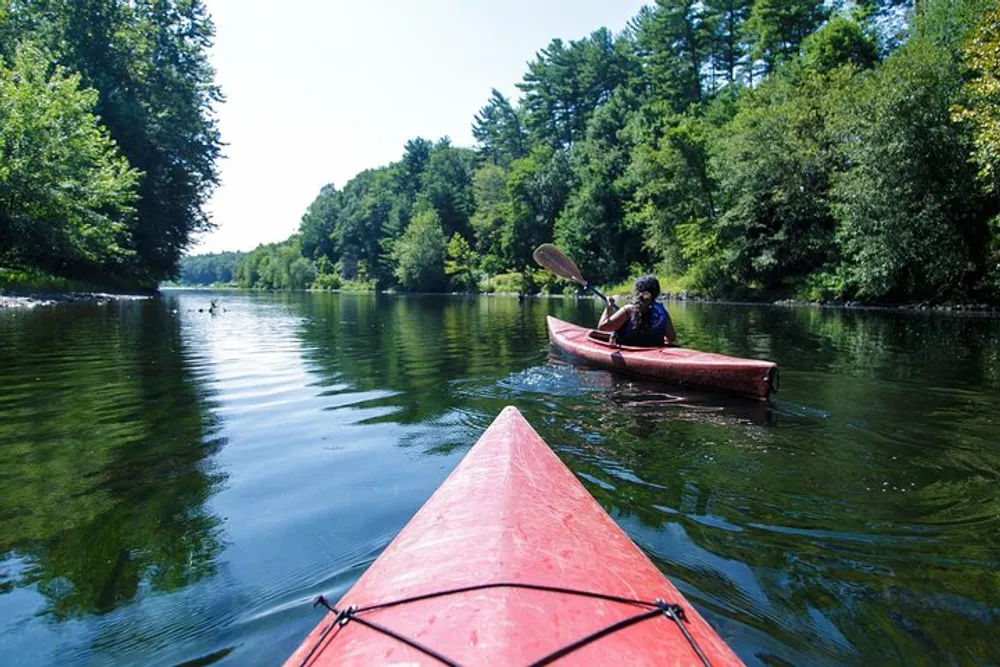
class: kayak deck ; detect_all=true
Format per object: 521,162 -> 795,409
285,407 -> 743,666
547,315 -> 777,401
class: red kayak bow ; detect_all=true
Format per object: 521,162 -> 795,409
285,407 -> 743,666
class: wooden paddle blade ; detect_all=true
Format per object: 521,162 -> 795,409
533,244 -> 586,285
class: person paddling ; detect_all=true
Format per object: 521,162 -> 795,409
597,274 -> 676,346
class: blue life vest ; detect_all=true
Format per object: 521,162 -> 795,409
617,301 -> 668,346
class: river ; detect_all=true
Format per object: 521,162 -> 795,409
1,291 -> 998,665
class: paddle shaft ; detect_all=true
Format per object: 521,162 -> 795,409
586,283 -> 609,305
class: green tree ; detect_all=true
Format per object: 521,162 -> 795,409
178,251 -> 245,285
1,0 -> 222,284
333,167 -> 397,283
219,0 -> 1000,304
518,28 -> 635,147
830,37 -> 994,301
555,94 -> 642,283
637,0 -> 709,109
711,64 -> 851,291
0,43 -> 139,278
421,139 -> 476,239
397,137 -> 433,197
502,147 -> 574,270
392,202 -> 446,291
704,0 -> 754,90
232,237 -> 315,289
299,184 -> 339,260
289,256 -> 317,289
624,108 -> 724,281
469,163 -> 509,274
801,15 -> 879,73
472,89 -> 528,166
952,2 -> 1000,191
445,233 -> 477,291
952,2 -> 1000,294
745,0 -> 829,73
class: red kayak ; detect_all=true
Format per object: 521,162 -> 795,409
547,316 -> 777,401
285,407 -> 743,666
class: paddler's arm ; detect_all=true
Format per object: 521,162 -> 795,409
597,299 -> 631,332
664,309 -> 677,345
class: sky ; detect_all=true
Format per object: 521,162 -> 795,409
194,0 -> 650,254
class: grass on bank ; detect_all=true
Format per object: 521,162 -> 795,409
601,273 -> 699,300
479,272 -> 530,294
165,266 -> 862,304
0,267 -> 115,294
479,269 -> 702,299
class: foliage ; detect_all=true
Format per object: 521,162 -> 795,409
472,89 -> 528,166
468,163 -> 509,274
0,44 -> 139,279
830,35 -> 994,301
555,94 -> 640,284
702,0 -> 754,91
0,266 -> 112,293
445,233 -> 478,291
710,64 -> 851,292
233,237 -> 316,290
801,16 -> 880,73
311,273 -> 340,290
503,147 -> 574,272
0,0 -> 222,287
603,272 -> 697,298
392,202 -> 447,291
517,28 -> 636,147
952,2 -> 1000,192
178,251 -> 244,285
181,0 -> 1000,304
624,105 -> 728,282
745,0 -> 829,73
420,140 -> 477,239
299,184 -> 339,260
480,270 -> 536,294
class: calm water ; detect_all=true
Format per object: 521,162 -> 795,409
1,291 -> 999,666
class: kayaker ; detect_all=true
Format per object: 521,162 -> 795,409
597,274 -> 676,346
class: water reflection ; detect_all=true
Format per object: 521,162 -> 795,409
0,300 -> 226,623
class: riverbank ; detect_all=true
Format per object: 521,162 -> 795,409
769,297 -> 1000,315
0,292 -> 151,309
1,267 -> 154,309
160,283 -> 1000,315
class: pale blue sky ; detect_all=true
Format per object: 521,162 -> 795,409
195,0 -> 650,253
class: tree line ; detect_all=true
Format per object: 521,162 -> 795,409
0,0 -> 221,289
175,251 -> 245,286
228,0 -> 995,302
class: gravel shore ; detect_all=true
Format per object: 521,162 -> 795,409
0,293 -> 151,309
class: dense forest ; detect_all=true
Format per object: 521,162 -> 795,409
174,251 -> 244,286
4,1 -> 998,302
0,0 -> 221,289
200,0 -> 998,304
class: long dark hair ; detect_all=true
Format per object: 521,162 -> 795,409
630,274 -> 661,331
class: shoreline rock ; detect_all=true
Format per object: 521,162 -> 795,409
0,292 -> 151,309
769,297 -> 999,315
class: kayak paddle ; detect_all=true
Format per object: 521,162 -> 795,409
532,244 -> 609,305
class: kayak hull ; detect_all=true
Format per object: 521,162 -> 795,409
547,315 -> 777,401
286,407 -> 743,666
